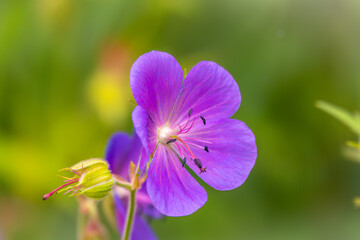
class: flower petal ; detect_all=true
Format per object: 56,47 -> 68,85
136,188 -> 163,219
114,194 -> 157,240
105,132 -> 144,179
105,132 -> 131,176
130,51 -> 183,125
146,145 -> 207,216
185,119 -> 257,190
170,61 -> 240,126
132,106 -> 158,155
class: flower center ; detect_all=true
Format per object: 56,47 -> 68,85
157,126 -> 172,142
160,108 -> 208,174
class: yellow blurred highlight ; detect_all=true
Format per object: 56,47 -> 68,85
354,197 -> 360,208
36,0 -> 72,31
87,70 -> 132,127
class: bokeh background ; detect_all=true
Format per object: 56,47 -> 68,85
1,0 -> 360,239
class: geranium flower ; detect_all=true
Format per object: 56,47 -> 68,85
130,51 -> 257,216
105,132 -> 162,240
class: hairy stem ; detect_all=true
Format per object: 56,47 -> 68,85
122,189 -> 136,240
113,175 -> 132,190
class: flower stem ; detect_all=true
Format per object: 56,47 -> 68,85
113,175 -> 132,190
76,198 -> 87,240
122,189 -> 136,240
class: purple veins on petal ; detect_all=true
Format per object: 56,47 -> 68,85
146,146 -> 207,216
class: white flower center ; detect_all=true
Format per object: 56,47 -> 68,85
158,126 -> 172,141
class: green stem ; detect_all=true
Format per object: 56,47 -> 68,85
114,176 -> 132,190
122,189 -> 136,240
76,200 -> 87,240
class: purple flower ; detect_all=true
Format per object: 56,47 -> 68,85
130,51 -> 257,216
105,132 -> 162,240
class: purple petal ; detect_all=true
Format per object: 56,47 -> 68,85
136,189 -> 163,219
146,145 -> 207,216
105,132 -> 144,179
105,132 -> 132,176
170,61 -> 240,126
132,106 -> 158,155
130,51 -> 183,126
142,204 -> 164,219
184,119 -> 257,190
114,194 -> 157,240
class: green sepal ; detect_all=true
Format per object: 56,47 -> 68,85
80,179 -> 114,199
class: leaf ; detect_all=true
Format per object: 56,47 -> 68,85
316,100 -> 360,135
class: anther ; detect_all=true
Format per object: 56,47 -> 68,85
166,139 -> 177,144
204,146 -> 209,152
194,158 -> 202,168
181,158 -> 186,167
200,116 -> 206,125
194,158 -> 207,174
188,108 -> 193,118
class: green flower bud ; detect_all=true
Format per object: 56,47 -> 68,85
43,159 -> 114,200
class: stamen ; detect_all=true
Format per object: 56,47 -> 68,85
204,146 -> 209,152
188,108 -> 193,118
166,139 -> 177,144
171,137 -> 207,173
200,116 -> 206,125
175,142 -> 183,156
194,158 -> 202,168
181,158 -> 186,167
180,118 -> 195,134
176,137 -> 196,159
194,158 -> 207,174
42,178 -> 78,200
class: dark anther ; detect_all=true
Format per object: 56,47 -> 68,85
204,146 -> 209,152
181,158 -> 186,167
194,158 -> 207,174
166,139 -> 177,144
200,116 -> 206,125
194,158 -> 202,169
188,108 -> 193,118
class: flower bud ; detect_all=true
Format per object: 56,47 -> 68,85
43,159 -> 114,200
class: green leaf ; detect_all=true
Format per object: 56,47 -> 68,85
316,100 -> 360,135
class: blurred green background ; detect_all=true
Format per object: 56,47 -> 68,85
1,0 -> 360,239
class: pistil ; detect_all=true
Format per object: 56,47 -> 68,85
43,178 -> 79,200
